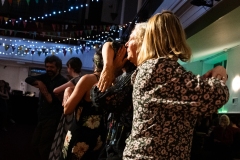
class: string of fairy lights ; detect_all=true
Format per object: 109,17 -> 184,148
3,3 -> 88,23
0,37 -> 102,56
0,0 -> 133,57
0,0 -> 131,45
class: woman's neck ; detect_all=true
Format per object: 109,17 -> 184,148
71,72 -> 80,78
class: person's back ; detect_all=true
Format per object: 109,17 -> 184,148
123,11 -> 229,160
61,49 -> 107,160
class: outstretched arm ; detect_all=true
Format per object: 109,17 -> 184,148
53,81 -> 75,96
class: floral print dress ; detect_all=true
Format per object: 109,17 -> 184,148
123,58 -> 229,160
61,98 -> 107,160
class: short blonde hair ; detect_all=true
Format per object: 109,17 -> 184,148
130,22 -> 147,54
219,114 -> 230,126
137,10 -> 192,66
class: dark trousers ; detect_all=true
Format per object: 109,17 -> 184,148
31,118 -> 60,160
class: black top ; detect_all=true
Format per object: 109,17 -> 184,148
91,71 -> 133,114
25,73 -> 68,121
70,76 -> 81,86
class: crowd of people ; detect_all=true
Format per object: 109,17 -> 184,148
18,10 -> 235,160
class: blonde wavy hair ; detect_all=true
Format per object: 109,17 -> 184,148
130,22 -> 147,54
137,10 -> 192,66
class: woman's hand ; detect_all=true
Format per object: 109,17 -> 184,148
97,66 -> 115,92
202,66 -> 228,83
97,46 -> 127,92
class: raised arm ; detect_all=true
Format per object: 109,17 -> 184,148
97,42 -> 127,92
25,75 -> 53,103
135,58 -> 229,117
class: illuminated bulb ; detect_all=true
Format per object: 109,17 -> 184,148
232,75 -> 240,92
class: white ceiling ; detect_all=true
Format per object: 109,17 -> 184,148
187,5 -> 240,63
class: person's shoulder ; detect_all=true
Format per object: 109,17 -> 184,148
79,74 -> 98,82
141,58 -> 180,70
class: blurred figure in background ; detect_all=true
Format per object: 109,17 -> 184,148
49,57 -> 82,160
210,115 -> 234,160
0,80 -> 8,132
25,55 -> 68,160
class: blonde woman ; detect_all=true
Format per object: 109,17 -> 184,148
122,11 -> 229,159
210,115 -> 234,160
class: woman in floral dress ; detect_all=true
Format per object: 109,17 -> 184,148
61,49 -> 107,160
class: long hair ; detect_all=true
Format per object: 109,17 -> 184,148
93,47 -> 103,72
137,10 -> 191,66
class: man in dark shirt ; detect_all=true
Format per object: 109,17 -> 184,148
25,55 -> 67,160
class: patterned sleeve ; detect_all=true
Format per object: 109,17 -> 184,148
90,72 -> 133,113
134,58 -> 229,117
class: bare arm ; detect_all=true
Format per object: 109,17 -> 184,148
97,42 -> 127,92
64,74 -> 97,115
62,86 -> 74,106
53,81 -> 75,95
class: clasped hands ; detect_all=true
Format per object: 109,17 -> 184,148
202,66 -> 228,83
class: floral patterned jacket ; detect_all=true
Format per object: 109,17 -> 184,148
123,58 -> 229,160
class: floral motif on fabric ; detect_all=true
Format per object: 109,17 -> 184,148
72,142 -> 89,159
83,115 -> 101,129
62,131 -> 72,159
123,58 -> 229,160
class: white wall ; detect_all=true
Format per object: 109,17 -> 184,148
0,64 -> 28,91
0,36 -> 96,71
224,45 -> 240,113
0,36 -> 97,97
202,63 -> 213,76
182,61 -> 203,75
